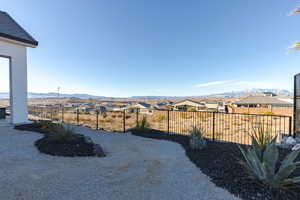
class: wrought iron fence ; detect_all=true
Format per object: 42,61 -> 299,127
28,106 -> 293,145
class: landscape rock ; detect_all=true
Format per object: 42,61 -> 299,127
93,144 -> 105,157
84,136 -> 93,143
292,144 -> 300,151
285,137 -> 297,146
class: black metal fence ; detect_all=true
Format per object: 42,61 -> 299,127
28,106 -> 293,145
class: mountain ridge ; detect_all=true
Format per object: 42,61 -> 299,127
0,88 -> 293,99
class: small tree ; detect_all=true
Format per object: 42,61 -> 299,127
289,6 -> 300,50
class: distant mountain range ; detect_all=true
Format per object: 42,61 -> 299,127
206,88 -> 293,98
131,89 -> 293,99
0,88 -> 293,99
0,92 -> 104,99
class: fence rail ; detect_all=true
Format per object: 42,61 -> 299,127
28,106 -> 293,145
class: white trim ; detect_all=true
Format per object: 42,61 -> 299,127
0,36 -> 37,48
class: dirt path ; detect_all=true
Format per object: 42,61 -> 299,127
0,126 -> 240,200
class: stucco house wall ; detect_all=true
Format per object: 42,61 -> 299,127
0,40 -> 28,124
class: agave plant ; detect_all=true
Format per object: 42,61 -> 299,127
239,137 -> 300,188
189,126 -> 207,150
250,124 -> 274,149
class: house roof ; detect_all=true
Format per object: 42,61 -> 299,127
235,95 -> 293,105
136,102 -> 151,108
173,99 -> 202,106
0,11 -> 38,47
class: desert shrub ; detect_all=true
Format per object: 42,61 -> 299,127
125,115 -> 131,119
208,108 -> 217,112
155,114 -> 166,122
117,114 -> 123,118
51,124 -> 77,142
105,118 -> 113,123
112,115 -> 116,118
101,112 -> 107,118
239,137 -> 300,188
187,107 -> 197,112
36,120 -> 56,133
189,126 -> 207,150
137,116 -> 150,132
262,111 -> 275,115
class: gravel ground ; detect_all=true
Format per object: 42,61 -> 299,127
0,126 -> 239,200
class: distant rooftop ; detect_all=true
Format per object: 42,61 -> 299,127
0,11 -> 38,46
235,95 -> 293,105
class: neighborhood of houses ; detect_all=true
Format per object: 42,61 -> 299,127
26,91 -> 294,116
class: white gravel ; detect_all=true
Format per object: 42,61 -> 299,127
0,125 -> 240,200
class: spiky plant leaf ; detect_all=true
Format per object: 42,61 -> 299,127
280,149 -> 300,170
239,139 -> 300,188
252,136 -> 263,160
263,140 -> 278,175
273,164 -> 297,188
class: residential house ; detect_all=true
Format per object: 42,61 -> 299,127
154,100 -> 174,110
173,99 -> 205,111
234,95 -> 293,108
130,102 -> 154,114
172,99 -> 225,112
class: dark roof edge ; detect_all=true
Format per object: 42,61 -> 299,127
0,11 -> 38,46
0,32 -> 38,46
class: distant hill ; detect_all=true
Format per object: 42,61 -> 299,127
131,89 -> 293,99
0,92 -> 104,99
0,88 -> 293,100
206,89 -> 293,98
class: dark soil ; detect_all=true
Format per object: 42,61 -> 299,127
15,121 -> 105,157
35,134 -> 100,157
131,128 -> 300,200
15,121 -> 54,135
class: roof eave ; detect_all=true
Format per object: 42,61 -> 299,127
0,34 -> 38,48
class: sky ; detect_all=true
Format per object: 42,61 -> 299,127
0,0 -> 300,97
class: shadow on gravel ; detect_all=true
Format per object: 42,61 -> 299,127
131,128 -> 300,200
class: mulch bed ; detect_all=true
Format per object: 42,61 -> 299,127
15,121 -> 105,157
15,121 -> 54,134
35,134 -> 99,157
131,129 -> 300,200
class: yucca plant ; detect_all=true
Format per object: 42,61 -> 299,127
137,116 -> 149,132
189,126 -> 207,150
239,137 -> 300,188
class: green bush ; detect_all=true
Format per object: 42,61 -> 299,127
239,137 -> 300,188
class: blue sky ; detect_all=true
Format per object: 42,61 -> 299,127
0,0 -> 300,97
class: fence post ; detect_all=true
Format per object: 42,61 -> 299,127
96,110 -> 99,130
136,108 -> 139,127
77,109 -> 79,126
123,110 -> 126,133
61,106 -> 64,123
167,109 -> 170,133
212,112 -> 216,141
289,116 -> 293,137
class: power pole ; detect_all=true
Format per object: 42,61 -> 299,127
57,86 -> 61,99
